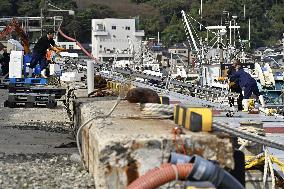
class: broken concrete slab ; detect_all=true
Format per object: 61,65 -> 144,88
76,99 -> 234,188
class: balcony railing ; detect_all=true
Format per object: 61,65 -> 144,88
93,30 -> 108,36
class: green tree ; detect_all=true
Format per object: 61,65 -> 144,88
0,0 -> 13,16
16,0 -> 41,16
267,4 -> 284,41
139,15 -> 163,38
61,4 -> 116,43
162,14 -> 185,46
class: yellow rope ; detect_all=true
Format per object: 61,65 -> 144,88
245,154 -> 284,173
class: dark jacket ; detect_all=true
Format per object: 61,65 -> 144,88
0,52 -> 10,65
0,52 -> 10,75
33,36 -> 55,55
229,68 -> 256,88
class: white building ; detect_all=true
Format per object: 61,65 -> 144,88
91,18 -> 144,62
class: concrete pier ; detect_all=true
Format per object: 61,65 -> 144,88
75,98 -> 234,188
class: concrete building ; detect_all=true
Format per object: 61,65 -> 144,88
168,43 -> 192,66
168,43 -> 189,58
91,18 -> 144,62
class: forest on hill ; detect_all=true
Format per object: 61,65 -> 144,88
0,0 -> 283,48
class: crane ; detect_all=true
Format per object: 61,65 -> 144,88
181,10 -> 199,52
0,18 -> 30,54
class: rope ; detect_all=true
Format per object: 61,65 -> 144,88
172,126 -> 187,155
245,153 -> 284,174
76,96 -> 122,167
139,103 -> 187,155
186,13 -> 216,35
140,103 -> 174,116
238,140 -> 248,151
187,15 -> 201,44
75,84 -> 130,167
237,126 -> 265,150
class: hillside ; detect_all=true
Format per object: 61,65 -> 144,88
77,0 -> 160,18
0,0 -> 284,47
76,0 -> 284,48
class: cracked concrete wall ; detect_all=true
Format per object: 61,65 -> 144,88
76,99 -> 234,189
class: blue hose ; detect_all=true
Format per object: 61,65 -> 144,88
169,152 -> 191,164
187,155 -> 244,189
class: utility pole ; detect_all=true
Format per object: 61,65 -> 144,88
243,4 -> 246,19
200,0 -> 203,31
249,18 -> 251,48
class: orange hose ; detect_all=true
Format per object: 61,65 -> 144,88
58,29 -> 97,61
126,163 -> 193,189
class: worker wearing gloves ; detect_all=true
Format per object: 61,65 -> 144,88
229,60 -> 265,111
28,30 -> 63,78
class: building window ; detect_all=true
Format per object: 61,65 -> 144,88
69,45 -> 74,49
62,45 -> 66,49
126,26 -> 130,30
96,24 -> 104,31
112,26 -> 116,30
100,45 -> 102,48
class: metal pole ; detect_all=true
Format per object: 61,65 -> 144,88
200,0 -> 202,31
40,9 -> 43,36
244,4 -> 246,19
87,60 -> 95,95
233,19 -> 236,47
248,18 -> 251,48
229,21 -> 232,46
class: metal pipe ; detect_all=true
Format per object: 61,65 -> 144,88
87,60 -> 94,95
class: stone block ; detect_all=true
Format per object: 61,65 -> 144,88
77,100 -> 234,188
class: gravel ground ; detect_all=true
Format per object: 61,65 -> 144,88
0,89 -> 95,188
0,154 -> 95,189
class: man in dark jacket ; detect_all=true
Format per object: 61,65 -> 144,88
227,63 -> 243,111
0,47 -> 10,76
229,60 -> 265,111
28,30 -> 56,78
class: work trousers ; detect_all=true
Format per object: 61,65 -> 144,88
29,51 -> 47,70
229,85 -> 243,111
243,83 -> 261,99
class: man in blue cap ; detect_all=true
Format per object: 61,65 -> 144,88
229,60 -> 265,111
